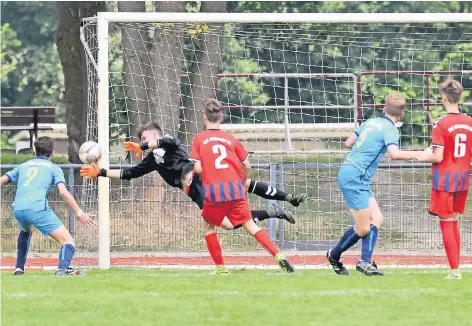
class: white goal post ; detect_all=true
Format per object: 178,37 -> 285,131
82,12 -> 472,270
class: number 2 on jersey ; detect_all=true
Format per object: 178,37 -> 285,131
24,167 -> 39,186
454,133 -> 467,158
212,144 -> 229,169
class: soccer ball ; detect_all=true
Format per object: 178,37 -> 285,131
79,141 -> 102,164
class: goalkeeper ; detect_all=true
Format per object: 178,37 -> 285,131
80,121 -> 307,229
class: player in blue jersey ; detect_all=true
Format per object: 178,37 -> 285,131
1,137 -> 96,276
327,94 -> 421,276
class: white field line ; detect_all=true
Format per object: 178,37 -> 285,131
3,264 -> 472,271
4,288 -> 440,299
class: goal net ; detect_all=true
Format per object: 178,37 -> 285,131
78,13 -> 472,269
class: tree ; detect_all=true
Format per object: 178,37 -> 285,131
56,1 -> 106,165
0,24 -> 21,83
118,1 -> 185,139
179,1 -> 227,149
1,2 -> 64,109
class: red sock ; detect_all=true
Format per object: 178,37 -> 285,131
453,220 -> 461,266
440,220 -> 459,270
254,230 -> 279,256
205,233 -> 224,266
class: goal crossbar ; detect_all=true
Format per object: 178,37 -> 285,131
96,12 -> 472,24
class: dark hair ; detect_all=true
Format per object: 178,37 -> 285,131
138,121 -> 163,140
384,93 -> 406,118
34,136 -> 54,157
203,98 -> 223,123
440,78 -> 463,104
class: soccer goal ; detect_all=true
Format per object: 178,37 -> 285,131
80,12 -> 472,270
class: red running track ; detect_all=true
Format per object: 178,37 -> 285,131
2,255 -> 472,269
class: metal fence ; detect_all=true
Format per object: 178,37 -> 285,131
1,163 -> 472,254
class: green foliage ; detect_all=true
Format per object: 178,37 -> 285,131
1,2 -> 64,120
219,37 -> 270,123
0,153 -> 69,165
0,134 -> 14,150
0,24 -> 21,83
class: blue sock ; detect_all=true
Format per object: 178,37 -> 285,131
330,227 -> 361,261
16,230 -> 32,270
361,224 -> 379,263
58,244 -> 76,270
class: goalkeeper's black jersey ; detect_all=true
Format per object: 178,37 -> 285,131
120,136 -> 194,189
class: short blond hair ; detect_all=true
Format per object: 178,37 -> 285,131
384,94 -> 406,117
203,98 -> 223,123
440,78 -> 463,104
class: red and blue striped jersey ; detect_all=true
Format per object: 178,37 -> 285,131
431,113 -> 472,192
190,129 -> 249,203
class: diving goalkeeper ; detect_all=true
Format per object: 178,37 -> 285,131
80,121 -> 307,230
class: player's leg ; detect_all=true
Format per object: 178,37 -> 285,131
231,200 -> 295,273
359,197 -> 382,262
429,190 -> 461,279
327,166 -> 370,275
245,179 -> 308,207
48,226 -> 77,275
444,190 -> 467,280
447,212 -> 462,280
453,190 -> 467,261
327,207 -> 369,272
356,196 -> 384,276
201,203 -> 230,275
184,173 -> 293,227
231,204 -> 295,230
12,210 -> 32,275
203,220 -> 228,275
34,209 -> 81,276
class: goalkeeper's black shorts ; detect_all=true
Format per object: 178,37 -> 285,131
185,172 -> 204,210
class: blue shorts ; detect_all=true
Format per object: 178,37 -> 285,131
13,209 -> 63,235
337,164 -> 373,210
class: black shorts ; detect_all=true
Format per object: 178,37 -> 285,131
186,173 -> 204,209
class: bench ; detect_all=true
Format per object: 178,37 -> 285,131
0,107 -> 56,149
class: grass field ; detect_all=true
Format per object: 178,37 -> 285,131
2,268 -> 472,326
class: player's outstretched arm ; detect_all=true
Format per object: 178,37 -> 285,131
80,157 -> 155,181
387,144 -> 420,161
80,163 -> 120,179
56,183 -> 96,228
416,146 -> 444,163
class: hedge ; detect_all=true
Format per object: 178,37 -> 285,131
0,153 -> 70,165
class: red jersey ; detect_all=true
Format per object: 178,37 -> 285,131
431,113 -> 472,192
190,129 -> 249,203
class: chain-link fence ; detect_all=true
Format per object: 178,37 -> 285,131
1,163 -> 471,255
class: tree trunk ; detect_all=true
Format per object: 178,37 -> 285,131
151,1 -> 186,136
180,1 -> 227,149
118,1 -> 152,140
56,1 -> 106,184
119,1 -> 185,138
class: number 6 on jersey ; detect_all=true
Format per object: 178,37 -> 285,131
212,144 -> 229,169
454,133 -> 467,158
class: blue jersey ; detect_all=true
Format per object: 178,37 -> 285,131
344,116 -> 400,180
6,157 -> 65,211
